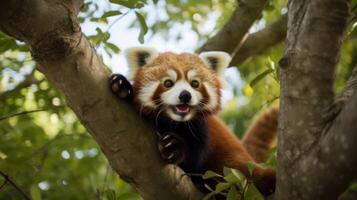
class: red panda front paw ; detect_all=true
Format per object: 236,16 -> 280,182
109,74 -> 133,99
158,133 -> 186,165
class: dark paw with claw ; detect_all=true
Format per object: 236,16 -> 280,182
109,74 -> 133,99
158,133 -> 186,164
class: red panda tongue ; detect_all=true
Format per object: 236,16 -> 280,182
175,104 -> 190,113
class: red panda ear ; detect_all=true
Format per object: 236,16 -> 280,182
199,51 -> 231,75
125,47 -> 159,69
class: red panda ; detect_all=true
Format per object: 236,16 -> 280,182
109,47 -> 277,195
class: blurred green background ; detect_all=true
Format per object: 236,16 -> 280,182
1,0 -> 357,199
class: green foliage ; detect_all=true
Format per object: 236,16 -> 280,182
202,167 -> 265,200
1,0 -> 356,199
135,11 -> 149,43
202,148 -> 276,200
109,0 -> 146,9
102,11 -> 123,19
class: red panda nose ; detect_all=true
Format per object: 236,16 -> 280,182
179,90 -> 192,103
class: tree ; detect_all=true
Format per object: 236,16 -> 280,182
0,0 -> 356,199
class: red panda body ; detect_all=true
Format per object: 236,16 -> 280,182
109,48 -> 277,195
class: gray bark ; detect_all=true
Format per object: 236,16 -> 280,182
1,0 -> 357,199
277,0 -> 355,199
0,1 -> 202,199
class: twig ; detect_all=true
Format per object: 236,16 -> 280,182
107,10 -> 131,31
95,10 -> 131,50
0,171 -> 31,200
0,179 -> 7,191
100,164 -> 111,198
0,108 -> 49,121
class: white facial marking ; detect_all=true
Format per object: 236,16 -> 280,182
161,81 -> 202,106
138,81 -> 160,107
167,69 -> 177,81
187,70 -> 197,81
203,82 -> 218,110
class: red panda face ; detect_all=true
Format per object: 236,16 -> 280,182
125,47 -> 231,122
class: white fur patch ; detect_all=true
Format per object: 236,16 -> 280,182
167,69 -> 177,81
203,82 -> 218,110
161,81 -> 202,106
199,51 -> 231,75
187,70 -> 197,81
125,47 -> 159,69
137,81 -> 160,107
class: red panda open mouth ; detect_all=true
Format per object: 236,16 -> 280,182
172,104 -> 190,115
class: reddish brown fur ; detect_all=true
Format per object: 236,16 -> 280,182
131,52 -> 277,194
205,115 -> 276,194
242,107 -> 279,162
132,52 -> 222,115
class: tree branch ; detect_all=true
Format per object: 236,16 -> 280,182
198,0 -> 269,53
0,1 -> 202,199
284,67 -> 357,199
0,108 -> 49,121
0,170 -> 31,200
277,0 -> 351,199
230,14 -> 287,66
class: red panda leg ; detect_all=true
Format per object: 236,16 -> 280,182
109,74 -> 133,100
157,133 -> 186,164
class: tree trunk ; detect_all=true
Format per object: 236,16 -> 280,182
0,1 -> 202,199
2,0 -> 357,199
277,0 -> 356,199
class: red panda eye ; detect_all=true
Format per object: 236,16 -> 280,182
191,80 -> 199,88
164,80 -> 174,88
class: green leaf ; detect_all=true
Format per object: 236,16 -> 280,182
250,68 -> 274,87
267,57 -> 275,70
203,191 -> 216,200
263,147 -> 277,168
224,174 -> 239,184
105,189 -> 117,200
231,169 -> 246,182
226,186 -> 240,200
203,170 -> 222,179
30,185 -> 42,200
109,0 -> 146,8
105,42 -> 120,53
244,184 -> 264,200
215,182 -> 231,193
246,161 -> 255,176
135,11 -> 148,44
102,10 -> 122,18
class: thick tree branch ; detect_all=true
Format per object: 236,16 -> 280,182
277,0 -> 351,199
230,14 -> 287,66
0,1 -> 202,199
198,0 -> 269,53
283,68 -> 357,200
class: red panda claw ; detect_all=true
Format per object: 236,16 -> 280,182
165,142 -> 172,148
162,134 -> 170,140
167,153 -> 174,160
